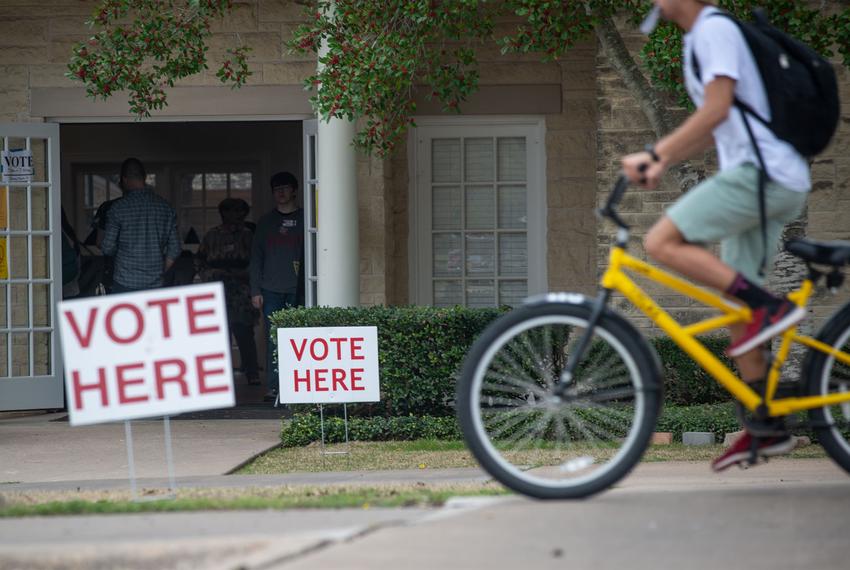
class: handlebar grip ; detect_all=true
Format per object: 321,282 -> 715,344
607,175 -> 629,210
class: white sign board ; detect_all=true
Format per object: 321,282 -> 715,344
277,326 -> 380,404
1,149 -> 34,183
59,283 -> 235,426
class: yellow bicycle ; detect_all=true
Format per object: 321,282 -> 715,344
457,175 -> 850,499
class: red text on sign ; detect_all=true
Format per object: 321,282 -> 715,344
293,368 -> 365,392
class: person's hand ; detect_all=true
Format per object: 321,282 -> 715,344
622,151 -> 666,190
252,295 -> 263,310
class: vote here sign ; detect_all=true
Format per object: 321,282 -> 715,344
58,283 -> 235,426
277,326 -> 380,404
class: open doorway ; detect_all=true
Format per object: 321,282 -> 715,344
59,121 -> 304,407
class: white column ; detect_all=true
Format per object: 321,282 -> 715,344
316,18 -> 359,307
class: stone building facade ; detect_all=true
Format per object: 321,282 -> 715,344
2,0 -> 849,409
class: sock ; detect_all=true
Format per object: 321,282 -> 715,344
725,273 -> 781,310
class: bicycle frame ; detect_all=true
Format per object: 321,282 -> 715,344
601,244 -> 850,417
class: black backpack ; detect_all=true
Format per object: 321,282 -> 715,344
693,9 -> 839,158
692,9 -> 840,275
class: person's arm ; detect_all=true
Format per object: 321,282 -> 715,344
100,210 -> 119,256
163,209 -> 181,271
622,76 -> 734,188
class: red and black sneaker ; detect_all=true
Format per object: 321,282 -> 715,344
727,299 -> 806,358
711,432 -> 795,472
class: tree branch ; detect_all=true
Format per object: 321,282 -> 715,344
594,13 -> 702,192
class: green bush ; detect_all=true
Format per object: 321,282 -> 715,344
281,413 -> 461,447
281,404 -> 750,446
654,336 -> 732,406
269,305 -> 506,418
270,305 -> 738,417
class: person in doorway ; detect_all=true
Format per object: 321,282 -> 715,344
622,0 -> 811,470
250,171 -> 305,402
197,198 -> 261,385
101,157 -> 181,293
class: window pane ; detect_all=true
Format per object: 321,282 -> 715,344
34,332 -> 50,376
498,185 -> 527,229
191,174 -> 204,191
9,236 -> 27,278
0,333 -> 7,378
33,283 -> 50,327
433,233 -> 462,277
308,184 -> 318,229
432,139 -> 460,183
465,186 -> 494,230
434,280 -> 463,307
466,233 -> 494,276
465,138 -> 493,182
11,284 -> 28,327
230,172 -> 252,190
309,135 -> 317,179
432,186 -> 461,230
499,233 -> 527,276
29,139 -> 49,184
11,332 -> 29,377
9,188 -> 26,230
499,280 -> 527,307
32,187 -> 49,231
206,173 -> 227,190
32,236 -> 49,279
498,137 -> 526,182
466,280 -> 495,307
0,284 -> 6,327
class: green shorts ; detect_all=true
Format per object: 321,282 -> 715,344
666,164 -> 808,284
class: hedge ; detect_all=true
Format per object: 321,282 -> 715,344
280,404 -> 759,446
270,306 -> 743,418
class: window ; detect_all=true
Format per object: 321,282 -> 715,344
178,171 -> 253,241
81,172 -> 157,230
412,120 -> 546,308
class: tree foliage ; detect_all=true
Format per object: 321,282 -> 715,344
70,0 -> 850,155
67,0 -> 251,117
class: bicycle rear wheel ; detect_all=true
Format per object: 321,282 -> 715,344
457,301 -> 662,499
803,303 -> 850,475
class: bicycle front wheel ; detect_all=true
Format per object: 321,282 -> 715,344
457,301 -> 662,499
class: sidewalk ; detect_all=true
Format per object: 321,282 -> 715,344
0,411 -> 283,483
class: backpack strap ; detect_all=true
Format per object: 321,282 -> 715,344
691,44 -> 770,278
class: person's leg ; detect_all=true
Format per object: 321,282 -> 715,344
232,323 -> 260,384
261,290 -> 289,396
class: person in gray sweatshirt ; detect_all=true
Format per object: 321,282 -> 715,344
250,171 -> 305,402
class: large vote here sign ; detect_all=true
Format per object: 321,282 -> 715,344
277,326 -> 380,404
59,283 -> 235,426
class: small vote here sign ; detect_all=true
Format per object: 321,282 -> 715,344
277,326 -> 380,404
59,283 -> 235,426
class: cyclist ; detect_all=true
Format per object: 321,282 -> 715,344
621,0 -> 809,470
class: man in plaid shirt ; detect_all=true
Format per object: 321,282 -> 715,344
101,158 -> 181,292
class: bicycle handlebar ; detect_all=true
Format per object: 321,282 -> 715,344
597,174 -> 631,230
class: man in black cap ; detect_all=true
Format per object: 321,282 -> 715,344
250,171 -> 305,402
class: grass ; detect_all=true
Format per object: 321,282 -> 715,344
0,440 -> 829,518
0,483 -> 508,518
238,439 -> 829,474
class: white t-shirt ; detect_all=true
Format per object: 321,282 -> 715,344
683,6 -> 811,192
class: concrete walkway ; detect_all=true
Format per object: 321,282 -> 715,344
0,411 -> 283,483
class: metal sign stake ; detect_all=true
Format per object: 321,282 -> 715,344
124,420 -> 138,501
163,416 -> 177,496
318,403 -> 352,466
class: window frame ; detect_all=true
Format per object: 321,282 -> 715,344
409,117 -> 547,307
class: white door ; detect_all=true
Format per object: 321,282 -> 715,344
0,123 -> 64,410
411,119 -> 547,307
303,119 -> 318,307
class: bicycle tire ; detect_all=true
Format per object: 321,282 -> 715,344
457,299 -> 663,499
802,301 -> 850,475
